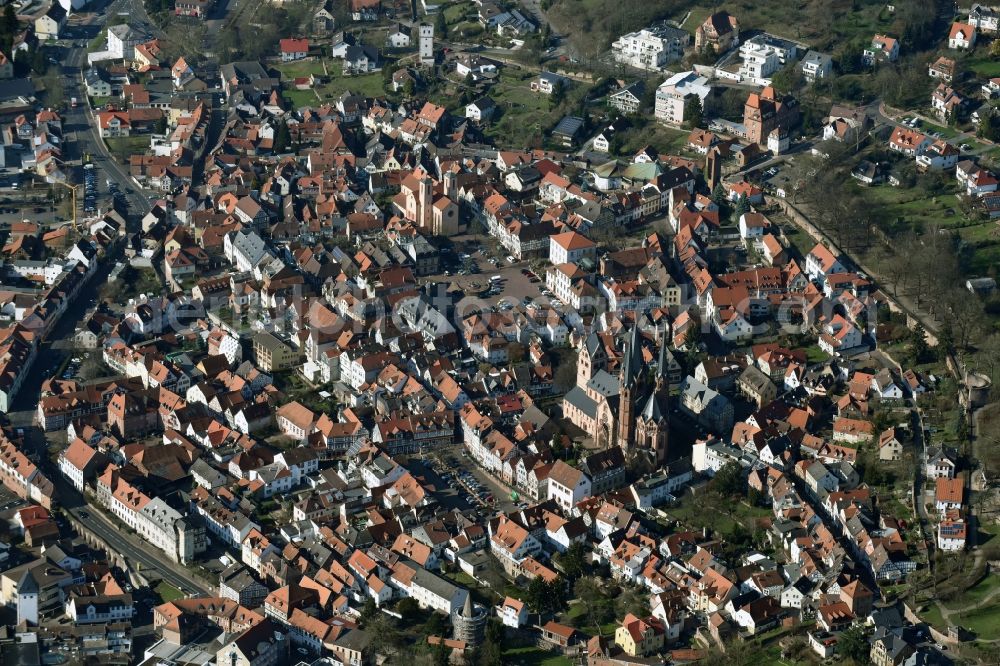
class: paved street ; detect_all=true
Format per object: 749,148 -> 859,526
1,0 -> 215,598
47,463 -> 214,596
61,0 -> 159,223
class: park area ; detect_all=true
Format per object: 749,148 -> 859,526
274,58 -> 386,109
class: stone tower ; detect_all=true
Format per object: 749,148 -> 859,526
452,595 -> 487,646
419,23 -> 434,65
418,175 -> 433,230
617,324 -> 644,452
705,145 -> 722,191
634,336 -> 670,466
443,169 -> 456,199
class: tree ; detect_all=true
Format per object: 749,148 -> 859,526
435,10 -> 447,40
711,461 -> 745,497
557,541 -> 587,580
274,120 -> 292,153
525,575 -> 550,614
908,324 -> 929,364
771,61 -> 803,94
478,640 -> 502,666
683,324 -> 702,351
684,94 -> 703,129
484,618 -> 503,646
553,349 -> 578,391
359,598 -> 378,623
937,320 -> 955,357
711,183 -> 727,204
2,5 -> 15,35
396,597 -> 420,622
546,577 -> 568,613
549,80 -> 566,111
573,577 -> 610,632
30,46 -> 47,75
423,610 -> 444,636
433,638 -> 450,666
838,626 -> 869,663
154,116 -> 168,135
956,412 -> 969,443
733,193 -> 750,218
363,612 -> 402,661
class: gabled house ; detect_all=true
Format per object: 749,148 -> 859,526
948,21 -> 977,49
279,38 -> 310,61
863,34 -> 899,65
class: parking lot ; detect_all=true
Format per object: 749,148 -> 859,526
0,485 -> 26,516
402,456 -> 490,515
420,444 -> 520,514
419,240 -> 554,313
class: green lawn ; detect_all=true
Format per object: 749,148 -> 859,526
155,581 -> 186,603
611,123 -> 692,159
919,120 -> 960,139
921,568 -> 1000,639
281,60 -> 386,108
676,1 -> 889,50
319,61 -> 387,99
803,344 -> 830,364
663,496 -> 771,536
502,646 -> 573,666
861,184 -> 973,230
443,1 -> 475,25
283,88 -> 321,109
486,70 -> 564,148
87,33 -> 106,53
964,49 -> 1000,79
956,575 -> 1000,607
779,222 -> 816,259
441,569 -> 497,607
949,603 -> 1000,640
105,135 -> 150,160
273,58 -> 327,80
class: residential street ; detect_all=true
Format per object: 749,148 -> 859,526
2,1 -> 216,599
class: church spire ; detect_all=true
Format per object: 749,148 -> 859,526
622,323 -> 643,388
656,323 -> 668,393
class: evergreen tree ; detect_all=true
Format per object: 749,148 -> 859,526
711,183 -> 726,204
711,461 -> 745,497
435,10 -> 447,39
938,321 -> 956,357
274,120 -> 292,153
838,626 -> 869,663
909,324 -> 929,364
557,541 -> 587,580
30,46 -> 47,75
549,80 -> 566,111
524,575 -> 549,614
684,94 -> 703,129
734,193 -> 750,218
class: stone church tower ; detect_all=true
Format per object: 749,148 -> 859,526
634,339 -> 670,465
617,325 -> 643,451
617,324 -> 670,466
